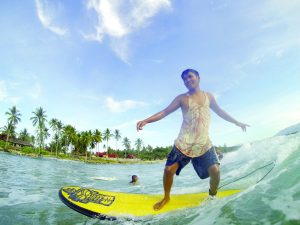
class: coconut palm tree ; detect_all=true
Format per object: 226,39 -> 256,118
18,128 -> 31,142
79,130 -> 93,161
30,135 -> 35,145
114,129 -> 121,150
122,137 -> 131,158
93,129 -> 102,154
5,106 -> 21,149
49,118 -> 58,153
135,138 -> 143,151
55,120 -> 63,156
42,127 -> 50,149
71,131 -> 80,155
63,124 -> 76,153
30,107 -> 47,155
87,129 -> 102,160
49,119 -> 63,156
103,128 -> 113,154
1,124 -> 15,137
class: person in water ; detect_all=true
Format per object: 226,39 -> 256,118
129,175 -> 139,184
136,69 -> 249,210
215,148 -> 224,160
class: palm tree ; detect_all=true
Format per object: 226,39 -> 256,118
49,119 -> 63,156
63,125 -> 76,153
103,128 -> 113,154
49,118 -> 58,153
30,107 -> 47,155
71,132 -> 80,155
122,137 -> 131,158
55,121 -> 63,156
42,127 -> 50,149
87,129 -> 102,160
18,128 -> 31,142
79,130 -> 93,161
114,129 -> 121,150
5,106 -> 21,149
93,129 -> 102,154
2,124 -> 15,137
135,138 -> 143,151
122,137 -> 131,150
30,135 -> 35,145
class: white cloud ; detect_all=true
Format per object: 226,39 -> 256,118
35,0 -> 68,36
110,37 -> 131,64
84,0 -> 171,62
105,97 -> 146,113
85,0 -> 128,40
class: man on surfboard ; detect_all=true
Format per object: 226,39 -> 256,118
136,69 -> 249,210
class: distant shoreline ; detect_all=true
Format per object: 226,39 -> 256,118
0,148 -> 165,165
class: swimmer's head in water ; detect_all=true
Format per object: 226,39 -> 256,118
130,175 -> 138,183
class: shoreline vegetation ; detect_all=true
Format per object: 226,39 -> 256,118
0,140 -> 166,164
1,106 -> 240,165
0,140 -> 239,165
0,145 -> 164,164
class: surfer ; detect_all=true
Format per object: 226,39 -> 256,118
136,69 -> 249,210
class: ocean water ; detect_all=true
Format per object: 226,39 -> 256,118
0,133 -> 299,225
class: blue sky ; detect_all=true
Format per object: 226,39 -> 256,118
1,0 -> 300,150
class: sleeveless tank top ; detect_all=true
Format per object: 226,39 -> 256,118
174,91 -> 212,157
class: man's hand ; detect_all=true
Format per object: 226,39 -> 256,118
235,122 -> 250,132
136,120 -> 148,131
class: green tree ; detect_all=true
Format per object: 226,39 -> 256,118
63,125 -> 76,153
18,128 -> 31,142
79,130 -> 93,161
4,106 -> 21,149
1,124 -> 15,137
93,129 -> 102,153
30,107 -> 47,154
122,137 -> 131,158
113,129 -> 121,150
30,135 -> 35,145
135,138 -> 143,151
42,127 -> 50,149
49,119 -> 63,156
103,128 -> 113,153
55,121 -> 63,155
49,118 -> 58,153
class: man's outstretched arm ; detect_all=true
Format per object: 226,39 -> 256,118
136,95 -> 182,131
208,92 -> 250,132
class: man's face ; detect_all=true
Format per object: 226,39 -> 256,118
182,72 -> 200,90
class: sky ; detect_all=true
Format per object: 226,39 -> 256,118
1,0 -> 300,150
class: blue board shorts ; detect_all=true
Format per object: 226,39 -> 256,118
166,145 -> 220,179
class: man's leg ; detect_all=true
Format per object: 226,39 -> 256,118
208,164 -> 220,195
153,162 -> 179,210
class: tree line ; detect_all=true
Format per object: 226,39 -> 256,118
0,106 -> 171,161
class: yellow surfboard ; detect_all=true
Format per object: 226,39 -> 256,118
59,186 -> 240,220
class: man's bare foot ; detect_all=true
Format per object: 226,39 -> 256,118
153,197 -> 170,211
